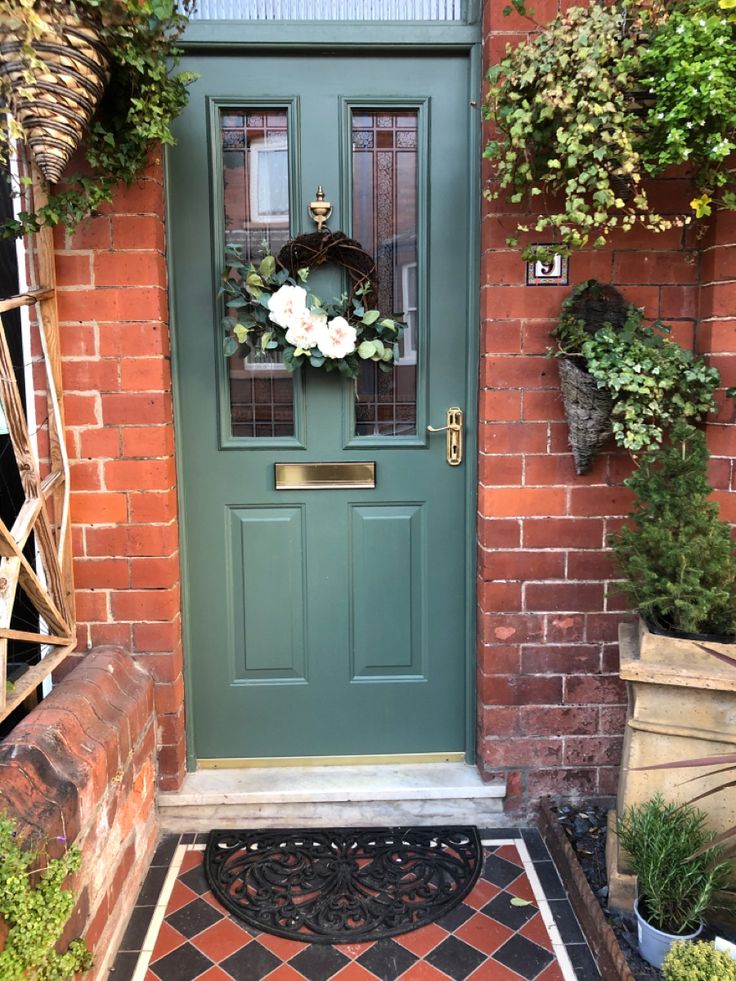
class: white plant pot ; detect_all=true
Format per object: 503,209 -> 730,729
635,899 -> 703,969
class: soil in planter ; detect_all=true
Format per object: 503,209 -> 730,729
556,803 -> 736,980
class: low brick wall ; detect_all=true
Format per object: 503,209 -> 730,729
0,647 -> 158,979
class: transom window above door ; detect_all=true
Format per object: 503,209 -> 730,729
187,0 -> 466,20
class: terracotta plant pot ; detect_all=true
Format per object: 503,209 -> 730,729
0,2 -> 110,183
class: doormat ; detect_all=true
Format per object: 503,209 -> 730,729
205,826 -> 482,944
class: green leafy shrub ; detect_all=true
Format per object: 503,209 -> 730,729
483,0 -> 736,257
617,795 -> 734,935
551,281 -> 722,454
0,0 -> 196,238
611,420 -> 736,636
663,940 -> 736,980
0,813 -> 92,979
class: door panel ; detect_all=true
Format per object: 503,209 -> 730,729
169,50 -> 473,760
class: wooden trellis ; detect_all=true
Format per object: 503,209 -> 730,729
0,169 -> 75,722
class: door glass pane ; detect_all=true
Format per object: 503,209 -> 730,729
352,110 -> 418,437
189,1 -> 463,20
222,109 -> 295,438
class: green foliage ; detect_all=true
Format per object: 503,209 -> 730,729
611,421 -> 736,636
221,246 -> 406,380
0,0 -> 196,238
663,940 -> 736,981
0,813 -> 93,980
617,794 -> 735,936
483,1 -> 736,257
551,281 -> 722,453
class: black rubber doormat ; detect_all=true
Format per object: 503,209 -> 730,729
205,826 -> 482,944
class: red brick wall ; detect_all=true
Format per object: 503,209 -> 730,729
54,160 -> 186,790
479,2 -> 735,814
0,648 -> 157,979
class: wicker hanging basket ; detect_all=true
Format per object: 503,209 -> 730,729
0,4 -> 110,184
558,357 -> 613,475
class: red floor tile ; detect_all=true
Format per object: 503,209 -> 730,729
194,918 -> 253,961
332,962 -> 381,979
166,879 -> 199,914
150,921 -> 187,960
394,923 -> 448,957
400,961 -> 452,980
468,959 -> 524,980
494,845 -> 524,868
335,941 -> 375,960
180,849 -> 205,872
265,965 -> 309,980
536,962 -> 566,981
198,967 -> 238,981
257,931 -> 309,961
455,912 -> 514,956
505,874 -> 536,903
464,879 -> 501,909
519,912 -> 554,952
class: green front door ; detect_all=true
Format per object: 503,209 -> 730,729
169,47 -> 475,762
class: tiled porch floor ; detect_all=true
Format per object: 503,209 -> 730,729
109,829 -> 600,981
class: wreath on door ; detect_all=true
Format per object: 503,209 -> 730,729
221,231 -> 406,379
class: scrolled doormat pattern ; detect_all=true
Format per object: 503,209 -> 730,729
205,825 -> 482,944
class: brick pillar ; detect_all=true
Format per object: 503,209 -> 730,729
55,158 -> 186,790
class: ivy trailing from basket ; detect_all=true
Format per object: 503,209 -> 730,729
550,280 -> 725,455
0,0 -> 196,238
483,0 -> 736,259
221,232 -> 406,380
0,813 -> 92,980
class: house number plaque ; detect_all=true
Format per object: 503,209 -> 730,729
275,462 -> 376,490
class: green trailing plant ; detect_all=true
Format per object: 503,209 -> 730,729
617,794 -> 735,935
663,940 -> 736,981
483,0 -> 736,258
0,813 -> 92,979
0,0 -> 196,238
551,281 -> 722,454
611,420 -> 736,637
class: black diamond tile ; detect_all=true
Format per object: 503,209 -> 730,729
566,942 -> 602,980
290,943 -> 351,981
493,934 -> 555,979
482,852 -> 524,889
221,941 -> 282,980
107,950 -> 140,981
547,899 -> 585,944
136,864 -> 169,906
150,941 -> 213,981
435,900 -> 475,931
534,860 -> 566,900
167,897 -> 223,939
118,905 -> 153,952
180,832 -> 198,844
151,835 -> 180,867
520,829 -> 550,863
425,935 -> 486,980
481,891 -> 538,930
356,938 -> 417,980
180,861 -> 210,895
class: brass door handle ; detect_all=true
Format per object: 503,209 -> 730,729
427,407 -> 463,466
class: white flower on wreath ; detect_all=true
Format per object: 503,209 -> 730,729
268,284 -> 307,328
285,307 -> 328,350
318,316 -> 357,359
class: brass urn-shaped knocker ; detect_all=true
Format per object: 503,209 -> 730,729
308,186 -> 332,232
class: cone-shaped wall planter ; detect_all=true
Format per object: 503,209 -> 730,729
0,5 -> 110,184
558,356 -> 613,475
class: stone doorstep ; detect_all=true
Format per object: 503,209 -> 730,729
157,762 -> 507,832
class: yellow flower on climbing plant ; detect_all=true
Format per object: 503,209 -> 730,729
690,194 -> 713,219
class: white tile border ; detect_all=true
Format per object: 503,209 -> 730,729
127,838 -> 581,981
482,837 -> 579,981
130,843 -> 206,981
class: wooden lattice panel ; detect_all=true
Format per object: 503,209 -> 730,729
0,169 -> 75,721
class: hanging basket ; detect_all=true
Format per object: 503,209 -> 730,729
0,4 -> 110,184
558,357 -> 613,475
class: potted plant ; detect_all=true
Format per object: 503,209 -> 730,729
663,940 -> 736,980
0,0 -> 196,238
483,0 -> 736,258
616,795 -> 735,968
550,281 -> 723,472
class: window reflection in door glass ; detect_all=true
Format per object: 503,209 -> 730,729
352,110 -> 418,437
222,109 -> 295,438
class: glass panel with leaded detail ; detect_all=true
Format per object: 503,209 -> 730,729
222,109 -> 295,438
189,1 -> 463,20
352,110 -> 418,437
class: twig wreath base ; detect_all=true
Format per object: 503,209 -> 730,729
221,231 -> 405,380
